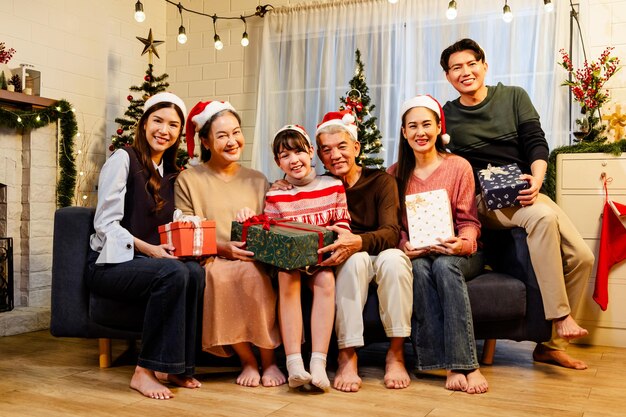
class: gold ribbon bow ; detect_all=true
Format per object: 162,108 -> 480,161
479,164 -> 507,181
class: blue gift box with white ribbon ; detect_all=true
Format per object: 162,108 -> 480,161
478,163 -> 529,210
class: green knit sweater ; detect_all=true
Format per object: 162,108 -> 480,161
443,82 -> 550,175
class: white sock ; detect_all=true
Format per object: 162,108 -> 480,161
286,353 -> 311,388
310,352 -> 330,390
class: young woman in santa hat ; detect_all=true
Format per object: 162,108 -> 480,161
174,101 -> 285,388
88,92 -> 205,400
387,94 -> 488,394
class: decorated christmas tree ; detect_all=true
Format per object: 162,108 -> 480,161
339,49 -> 384,168
111,29 -> 189,166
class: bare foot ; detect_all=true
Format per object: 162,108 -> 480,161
533,344 -> 588,370
333,348 -> 361,392
236,363 -> 261,387
130,366 -> 173,400
155,372 -> 202,389
445,370 -> 468,392
554,315 -> 588,340
383,349 -> 410,389
261,364 -> 286,387
465,369 -> 488,394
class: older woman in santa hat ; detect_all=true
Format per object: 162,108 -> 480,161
174,101 -> 284,388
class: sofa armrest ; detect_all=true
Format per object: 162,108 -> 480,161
50,206 -> 95,337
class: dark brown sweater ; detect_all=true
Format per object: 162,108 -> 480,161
344,167 -> 401,255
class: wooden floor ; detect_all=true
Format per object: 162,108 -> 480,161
1,332 -> 626,417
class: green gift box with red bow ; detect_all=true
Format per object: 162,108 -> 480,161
231,216 -> 334,270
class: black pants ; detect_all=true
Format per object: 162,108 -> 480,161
87,251 -> 205,376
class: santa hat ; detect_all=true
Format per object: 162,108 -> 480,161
185,100 -> 236,161
316,110 -> 358,142
143,92 -> 187,120
274,124 -> 312,145
399,94 -> 450,145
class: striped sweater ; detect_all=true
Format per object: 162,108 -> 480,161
264,175 -> 351,230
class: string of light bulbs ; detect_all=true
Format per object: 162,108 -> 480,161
442,0 -> 555,22
133,0 -> 273,49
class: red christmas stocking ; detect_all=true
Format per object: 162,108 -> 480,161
594,200 -> 626,311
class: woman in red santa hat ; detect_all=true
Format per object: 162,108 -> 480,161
175,100 -> 285,387
388,94 -> 488,394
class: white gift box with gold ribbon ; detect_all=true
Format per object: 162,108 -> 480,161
406,189 -> 454,249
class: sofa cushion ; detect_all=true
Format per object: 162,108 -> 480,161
467,272 -> 526,322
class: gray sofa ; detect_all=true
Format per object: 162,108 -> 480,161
51,206 -> 551,367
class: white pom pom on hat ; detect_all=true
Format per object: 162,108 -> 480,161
399,94 -> 450,145
316,109 -> 358,142
185,100 -> 236,158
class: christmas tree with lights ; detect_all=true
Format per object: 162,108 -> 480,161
339,49 -> 384,168
112,29 -> 189,166
111,64 -> 169,151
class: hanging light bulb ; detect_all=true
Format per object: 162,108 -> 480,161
177,26 -> 187,44
502,1 -> 513,23
36,115 -> 41,122
240,17 -> 249,47
543,0 -> 554,13
446,0 -> 458,20
212,15 -> 223,50
17,116 -> 22,123
177,4 -> 187,44
134,0 -> 146,23
214,34 -> 223,50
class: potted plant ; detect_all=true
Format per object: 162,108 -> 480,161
0,42 -> 16,83
544,47 -> 624,200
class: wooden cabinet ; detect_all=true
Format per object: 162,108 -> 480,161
556,153 -> 626,347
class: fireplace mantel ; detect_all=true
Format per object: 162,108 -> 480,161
0,90 -> 56,109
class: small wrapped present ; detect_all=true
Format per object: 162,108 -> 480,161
478,163 -> 529,210
406,189 -> 454,249
231,215 -> 335,270
158,210 -> 217,257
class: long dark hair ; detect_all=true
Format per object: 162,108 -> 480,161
395,107 -> 446,213
198,109 -> 242,162
132,102 -> 185,213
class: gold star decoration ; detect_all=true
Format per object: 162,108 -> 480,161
136,28 -> 164,64
602,104 -> 626,142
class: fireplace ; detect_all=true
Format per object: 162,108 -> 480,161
0,92 -> 58,334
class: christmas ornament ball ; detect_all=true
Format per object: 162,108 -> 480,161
127,95 -> 133,101
144,75 -> 151,81
116,128 -> 123,135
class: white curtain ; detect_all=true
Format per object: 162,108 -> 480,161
253,0 -> 571,181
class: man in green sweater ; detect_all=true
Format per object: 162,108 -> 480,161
440,38 -> 594,370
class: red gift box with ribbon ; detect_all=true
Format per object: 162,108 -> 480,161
158,220 -> 217,257
231,215 -> 335,270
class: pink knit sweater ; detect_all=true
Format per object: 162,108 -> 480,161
388,154 -> 480,255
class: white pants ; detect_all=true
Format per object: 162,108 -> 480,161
334,248 -> 413,349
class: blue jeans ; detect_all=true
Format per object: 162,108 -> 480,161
411,251 -> 483,371
87,252 -> 205,376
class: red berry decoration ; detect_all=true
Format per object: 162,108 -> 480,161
144,75 -> 151,81
116,128 -> 123,135
127,95 -> 133,101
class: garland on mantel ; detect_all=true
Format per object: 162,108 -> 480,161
0,99 -> 77,207
544,139 -> 626,201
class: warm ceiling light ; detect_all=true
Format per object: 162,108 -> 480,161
544,0 -> 554,13
502,1 -> 513,23
134,0 -> 145,22
446,0 -> 458,20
